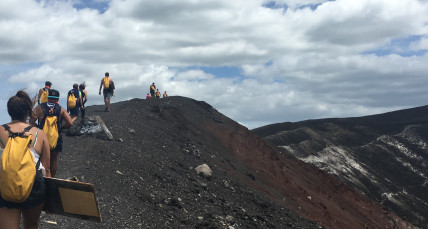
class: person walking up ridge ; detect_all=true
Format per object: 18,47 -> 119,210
99,72 -> 115,111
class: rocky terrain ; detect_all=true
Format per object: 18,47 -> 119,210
39,97 -> 416,228
253,106 -> 428,228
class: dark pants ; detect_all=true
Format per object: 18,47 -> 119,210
81,107 -> 86,119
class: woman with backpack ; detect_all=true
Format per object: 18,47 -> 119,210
0,90 -> 51,229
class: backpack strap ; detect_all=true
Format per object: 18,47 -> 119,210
1,124 -> 33,146
2,124 -> 14,137
23,125 -> 33,133
0,136 -> 4,148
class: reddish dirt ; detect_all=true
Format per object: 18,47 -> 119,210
204,117 -> 415,229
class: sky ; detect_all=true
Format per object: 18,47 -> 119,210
1,0 -> 428,129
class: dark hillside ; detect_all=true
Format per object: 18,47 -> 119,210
253,106 -> 428,228
40,97 -> 414,228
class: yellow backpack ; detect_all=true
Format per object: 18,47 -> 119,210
67,92 -> 76,109
0,125 -> 36,203
103,77 -> 110,89
40,88 -> 49,104
42,104 -> 60,150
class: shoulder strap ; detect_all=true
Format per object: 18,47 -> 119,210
23,125 -> 33,133
54,104 -> 62,116
2,124 -> 32,138
2,124 -> 11,131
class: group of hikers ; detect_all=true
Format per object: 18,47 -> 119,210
0,72 -> 117,228
147,82 -> 167,99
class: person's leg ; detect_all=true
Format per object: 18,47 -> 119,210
106,96 -> 111,111
103,94 -> 108,110
81,107 -> 85,120
22,203 -> 44,229
50,151 -> 58,177
0,207 -> 21,229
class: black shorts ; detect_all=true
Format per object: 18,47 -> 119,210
69,105 -> 80,117
0,170 -> 46,209
52,134 -> 63,153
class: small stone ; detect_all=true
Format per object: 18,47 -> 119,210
197,216 -> 203,221
116,170 -> 124,175
225,215 -> 234,222
129,129 -> 136,134
195,164 -> 212,177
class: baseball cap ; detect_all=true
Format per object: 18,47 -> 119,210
48,89 -> 60,99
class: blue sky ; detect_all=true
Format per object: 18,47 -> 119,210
1,0 -> 428,129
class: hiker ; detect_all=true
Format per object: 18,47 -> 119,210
99,72 -> 115,111
37,81 -> 52,105
150,83 -> 156,98
0,90 -> 51,229
163,91 -> 168,98
67,84 -> 83,122
79,83 -> 88,120
155,89 -> 161,98
146,93 -> 151,99
31,89 -> 73,177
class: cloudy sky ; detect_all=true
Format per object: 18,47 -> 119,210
1,0 -> 428,129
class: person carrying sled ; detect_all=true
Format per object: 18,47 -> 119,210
31,89 -> 73,177
99,72 -> 115,111
67,84 -> 83,122
155,89 -> 161,98
0,90 -> 51,229
163,91 -> 168,98
150,83 -> 156,98
37,81 -> 52,105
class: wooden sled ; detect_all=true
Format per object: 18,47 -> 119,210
44,177 -> 102,223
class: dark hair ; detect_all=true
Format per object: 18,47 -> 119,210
73,83 -> 78,89
45,81 -> 52,87
79,82 -> 86,90
105,72 -> 109,76
7,90 -> 33,122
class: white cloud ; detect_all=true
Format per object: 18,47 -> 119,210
0,0 -> 428,128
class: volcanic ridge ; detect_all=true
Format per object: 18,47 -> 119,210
40,96 -> 417,228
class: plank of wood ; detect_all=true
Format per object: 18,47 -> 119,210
44,177 -> 102,223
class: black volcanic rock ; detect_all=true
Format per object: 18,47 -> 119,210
253,106 -> 428,228
39,97 -> 415,228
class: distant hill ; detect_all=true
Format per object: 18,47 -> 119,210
40,97 -> 415,228
253,105 -> 428,228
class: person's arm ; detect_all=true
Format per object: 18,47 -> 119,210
60,108 -> 73,129
38,131 -> 51,177
83,90 -> 88,105
30,105 -> 43,126
66,91 -> 70,112
99,79 -> 103,95
79,93 -> 84,109
37,88 -> 43,105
